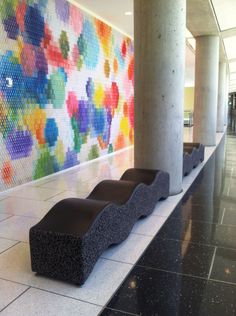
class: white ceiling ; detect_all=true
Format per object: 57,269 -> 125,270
74,0 -> 236,92
211,0 -> 236,92
211,0 -> 236,31
73,0 -> 133,36
74,0 -> 195,87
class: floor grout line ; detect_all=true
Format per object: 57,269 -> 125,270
28,286 -> 105,309
208,247 -> 217,280
149,236 -> 236,251
43,190 -> 68,202
0,286 -> 31,313
0,215 -> 14,223
6,194 -> 64,203
98,307 -> 138,316
0,236 -> 23,243
209,277 -> 236,287
0,241 -> 21,255
220,207 -> 226,225
0,276 -> 104,310
0,213 -> 47,220
135,264 -> 210,281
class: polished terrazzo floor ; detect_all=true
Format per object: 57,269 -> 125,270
0,127 -> 230,315
101,131 -> 236,316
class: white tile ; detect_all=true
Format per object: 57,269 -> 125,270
101,233 -> 152,264
9,187 -> 64,201
0,279 -> 29,311
31,178 -> 55,187
131,215 -> 167,237
1,288 -> 101,316
85,178 -> 102,189
40,178 -> 86,191
46,190 -> 88,204
0,243 -> 132,306
71,180 -> 101,194
163,192 -> 185,206
152,200 -> 177,218
0,238 -> 18,254
0,216 -> 39,242
0,214 -> 12,222
0,191 -> 8,201
68,167 -> 102,182
0,198 -> 53,219
110,168 -> 123,179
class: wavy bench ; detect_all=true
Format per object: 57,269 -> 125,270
30,168 -> 169,285
184,142 -> 205,163
184,146 -> 199,168
183,152 -> 193,177
183,143 -> 205,176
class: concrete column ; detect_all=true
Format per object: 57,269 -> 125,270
134,0 -> 186,195
224,71 -> 229,126
217,62 -> 226,132
193,36 -> 220,146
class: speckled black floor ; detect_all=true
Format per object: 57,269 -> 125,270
100,130 -> 236,316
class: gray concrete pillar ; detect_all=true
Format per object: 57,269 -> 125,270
193,36 -> 220,145
134,0 -> 186,195
224,71 -> 229,126
217,62 -> 226,132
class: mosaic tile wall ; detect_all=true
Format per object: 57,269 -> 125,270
0,0 -> 134,191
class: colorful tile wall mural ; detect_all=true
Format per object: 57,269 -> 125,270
0,0 -> 134,191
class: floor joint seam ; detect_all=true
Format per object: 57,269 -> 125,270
98,307 -> 138,316
208,246 -> 217,280
29,285 -> 105,308
0,241 -> 21,255
0,286 -> 31,313
135,264 -> 210,281
220,207 -> 226,225
0,215 -> 14,223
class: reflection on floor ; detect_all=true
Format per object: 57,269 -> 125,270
0,127 -> 230,315
102,130 -> 236,316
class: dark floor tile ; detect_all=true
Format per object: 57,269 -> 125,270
137,238 -> 215,278
157,217 -> 236,249
223,209 -> 236,226
180,194 -> 235,212
186,192 -> 225,202
224,176 -> 236,183
107,266 -> 236,316
210,247 -> 236,284
220,195 -> 236,205
100,308 -> 136,316
170,202 -> 224,223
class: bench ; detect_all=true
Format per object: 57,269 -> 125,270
30,168 -> 169,285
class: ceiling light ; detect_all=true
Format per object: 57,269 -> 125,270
125,11 -> 133,16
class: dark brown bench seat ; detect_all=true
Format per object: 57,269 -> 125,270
29,168 -> 169,285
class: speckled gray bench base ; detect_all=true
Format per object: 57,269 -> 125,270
30,168 -> 169,285
183,143 -> 205,176
183,152 -> 193,177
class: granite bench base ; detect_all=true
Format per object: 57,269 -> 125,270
183,143 -> 205,177
30,168 -> 169,285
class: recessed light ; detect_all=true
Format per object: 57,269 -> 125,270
125,11 -> 133,16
